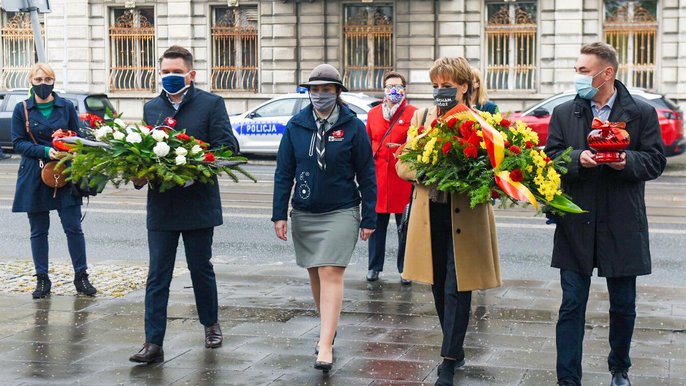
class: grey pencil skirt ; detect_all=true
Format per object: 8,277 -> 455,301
291,207 -> 360,268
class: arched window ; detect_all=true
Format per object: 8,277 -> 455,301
343,5 -> 393,91
108,8 -> 156,93
211,5 -> 259,92
0,12 -> 44,89
485,1 -> 538,91
604,0 -> 657,90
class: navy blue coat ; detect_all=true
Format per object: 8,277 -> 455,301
544,80 -> 666,277
143,84 -> 239,231
11,94 -> 82,213
475,101 -> 499,115
272,104 -> 377,229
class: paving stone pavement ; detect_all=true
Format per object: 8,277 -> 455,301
0,263 -> 684,386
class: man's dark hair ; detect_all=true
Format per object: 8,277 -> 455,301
580,42 -> 619,73
382,71 -> 407,87
159,45 -> 193,69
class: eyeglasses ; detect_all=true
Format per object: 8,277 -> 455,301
32,77 -> 55,84
385,85 -> 405,91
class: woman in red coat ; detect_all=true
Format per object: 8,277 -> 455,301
365,72 -> 417,284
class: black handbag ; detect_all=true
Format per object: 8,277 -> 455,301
397,189 -> 413,245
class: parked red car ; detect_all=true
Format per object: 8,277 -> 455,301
509,89 -> 685,156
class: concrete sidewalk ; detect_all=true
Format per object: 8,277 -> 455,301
0,263 -> 684,385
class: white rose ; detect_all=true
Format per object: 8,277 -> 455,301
175,154 -> 187,165
114,118 -> 126,128
138,126 -> 151,136
126,132 -> 142,144
151,129 -> 168,142
153,142 -> 170,157
190,144 -> 203,155
175,147 -> 188,156
94,126 -> 113,140
112,130 -> 125,140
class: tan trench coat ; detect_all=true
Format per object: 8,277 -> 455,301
397,106 -> 502,292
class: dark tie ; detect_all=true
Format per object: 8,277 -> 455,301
316,118 -> 327,171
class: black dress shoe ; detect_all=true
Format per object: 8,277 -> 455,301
74,270 -> 97,296
557,381 -> 576,386
366,270 -> 379,282
314,360 -> 333,373
400,278 -> 412,286
0,154 -> 11,160
129,343 -> 164,364
32,274 -> 51,299
205,323 -> 223,348
436,358 -> 465,376
611,369 -> 631,386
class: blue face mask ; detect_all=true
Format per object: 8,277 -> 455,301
161,72 -> 191,95
574,68 -> 609,100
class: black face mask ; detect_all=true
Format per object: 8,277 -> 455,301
32,83 -> 54,99
433,87 -> 458,112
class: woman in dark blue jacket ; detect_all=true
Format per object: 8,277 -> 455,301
11,63 -> 96,299
272,64 -> 376,373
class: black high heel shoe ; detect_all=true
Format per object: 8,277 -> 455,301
314,330 -> 337,355
314,360 -> 333,373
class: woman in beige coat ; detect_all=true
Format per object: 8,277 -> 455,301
396,57 -> 501,386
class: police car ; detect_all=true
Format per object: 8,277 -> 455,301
230,89 -> 380,154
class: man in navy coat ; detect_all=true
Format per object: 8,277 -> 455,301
130,46 -> 238,364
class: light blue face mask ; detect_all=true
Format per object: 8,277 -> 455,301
574,68 -> 609,100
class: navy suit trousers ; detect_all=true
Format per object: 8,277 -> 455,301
145,227 -> 218,346
367,212 -> 405,273
27,205 -> 87,275
556,269 -> 636,385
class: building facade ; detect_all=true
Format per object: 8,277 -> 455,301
1,0 -> 685,119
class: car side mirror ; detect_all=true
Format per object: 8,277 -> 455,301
247,111 -> 259,119
532,107 -> 550,118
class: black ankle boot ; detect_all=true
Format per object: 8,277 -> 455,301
32,274 -> 51,299
74,270 -> 97,296
435,359 -> 457,386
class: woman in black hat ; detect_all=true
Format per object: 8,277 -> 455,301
272,64 -> 377,373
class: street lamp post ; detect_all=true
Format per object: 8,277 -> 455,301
24,0 -> 47,63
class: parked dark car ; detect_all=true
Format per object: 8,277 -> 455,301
0,89 -> 116,149
510,89 -> 685,156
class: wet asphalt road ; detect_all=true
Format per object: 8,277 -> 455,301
0,154 -> 684,287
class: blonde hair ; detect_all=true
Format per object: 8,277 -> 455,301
429,57 -> 473,107
471,67 -> 489,106
28,63 -> 56,83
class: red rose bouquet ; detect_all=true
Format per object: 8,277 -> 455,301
398,104 -> 583,215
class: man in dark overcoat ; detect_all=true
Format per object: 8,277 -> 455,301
129,46 -> 239,364
544,42 -> 666,386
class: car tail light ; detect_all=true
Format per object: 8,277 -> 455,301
662,110 -> 681,120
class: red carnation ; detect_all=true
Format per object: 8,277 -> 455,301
431,118 -> 439,128
503,140 -> 510,147
146,124 -> 154,130
500,119 -> 511,127
417,126 -> 425,134
442,142 -> 452,154
544,157 -> 551,163
88,115 -> 103,128
491,189 -> 500,199
509,145 -> 521,155
525,141 -> 533,149
452,136 -> 459,141
165,117 -> 177,127
463,145 -> 478,159
459,124 -> 475,139
510,169 -> 524,182
447,117 -> 458,129
175,133 -> 191,141
204,152 -> 216,162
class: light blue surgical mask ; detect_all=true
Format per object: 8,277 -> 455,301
161,72 -> 191,95
574,68 -> 609,100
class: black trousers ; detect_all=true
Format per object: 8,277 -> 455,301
556,269 -> 636,385
145,227 -> 218,346
429,201 -> 472,360
367,212 -> 406,273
